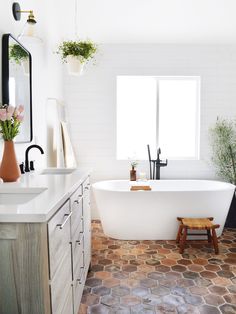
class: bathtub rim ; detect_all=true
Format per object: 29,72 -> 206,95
92,179 -> 236,193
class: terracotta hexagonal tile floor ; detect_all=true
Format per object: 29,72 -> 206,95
79,220 -> 236,313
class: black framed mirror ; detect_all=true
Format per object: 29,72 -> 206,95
2,33 -> 33,142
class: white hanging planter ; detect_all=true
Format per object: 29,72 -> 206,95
66,55 -> 84,76
21,59 -> 30,76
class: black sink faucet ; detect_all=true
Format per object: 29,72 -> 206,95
147,145 -> 168,180
25,144 -> 44,172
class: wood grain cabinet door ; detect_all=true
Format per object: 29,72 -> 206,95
61,287 -> 74,314
0,223 -> 51,314
50,247 -> 73,314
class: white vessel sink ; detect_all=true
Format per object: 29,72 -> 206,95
40,168 -> 76,175
0,187 -> 47,205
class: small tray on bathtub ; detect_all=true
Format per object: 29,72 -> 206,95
130,185 -> 152,191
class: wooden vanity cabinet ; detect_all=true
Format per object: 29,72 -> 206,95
49,176 -> 91,314
0,175 -> 91,314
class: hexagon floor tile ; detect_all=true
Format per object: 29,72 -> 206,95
78,220 -> 236,314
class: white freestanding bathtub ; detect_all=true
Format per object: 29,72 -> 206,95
93,180 -> 235,240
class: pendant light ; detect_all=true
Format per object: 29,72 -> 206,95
12,2 -> 43,44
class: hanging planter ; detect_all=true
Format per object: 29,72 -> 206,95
9,44 -> 29,75
66,55 -> 84,76
56,40 -> 97,76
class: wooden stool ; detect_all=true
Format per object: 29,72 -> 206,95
176,217 -> 220,254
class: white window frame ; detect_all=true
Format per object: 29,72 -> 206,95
116,75 -> 201,160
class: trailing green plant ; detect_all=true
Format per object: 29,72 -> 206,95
9,44 -> 28,64
209,117 -> 236,185
56,40 -> 97,63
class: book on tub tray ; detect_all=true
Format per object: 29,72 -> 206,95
130,181 -> 152,191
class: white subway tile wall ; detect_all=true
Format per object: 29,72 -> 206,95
64,44 -> 236,218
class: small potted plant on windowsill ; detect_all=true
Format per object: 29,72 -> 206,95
9,44 -> 29,75
56,40 -> 97,75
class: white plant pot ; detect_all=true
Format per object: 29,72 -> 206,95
21,60 -> 29,76
66,55 -> 84,76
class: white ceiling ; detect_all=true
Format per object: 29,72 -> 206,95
77,0 -> 236,43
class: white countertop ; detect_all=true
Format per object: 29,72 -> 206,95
0,169 -> 90,223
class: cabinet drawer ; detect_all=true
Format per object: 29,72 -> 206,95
71,195 -> 83,243
83,178 -> 90,212
74,254 -> 84,283
72,220 -> 84,277
73,256 -> 85,314
84,228 -> 91,259
71,185 -> 82,205
72,216 -> 83,247
73,237 -> 84,279
48,200 -> 71,279
50,247 -> 72,314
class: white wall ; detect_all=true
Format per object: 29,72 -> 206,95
0,0 -> 50,165
77,0 -> 236,44
64,44 -> 236,218
0,0 -> 76,166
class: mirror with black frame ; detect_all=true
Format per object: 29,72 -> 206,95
2,33 -> 33,143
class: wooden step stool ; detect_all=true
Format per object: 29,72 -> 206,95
176,217 -> 220,254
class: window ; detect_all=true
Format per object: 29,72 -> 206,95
117,76 -> 200,160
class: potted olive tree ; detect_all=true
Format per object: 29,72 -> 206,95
210,117 -> 236,227
56,40 -> 97,75
9,44 -> 29,75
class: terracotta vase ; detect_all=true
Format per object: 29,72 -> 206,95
0,141 -> 21,182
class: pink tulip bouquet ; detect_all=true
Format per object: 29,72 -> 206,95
0,104 -> 24,141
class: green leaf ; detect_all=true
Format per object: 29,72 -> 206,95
56,40 -> 97,63
9,44 -> 28,64
209,118 -> 236,185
